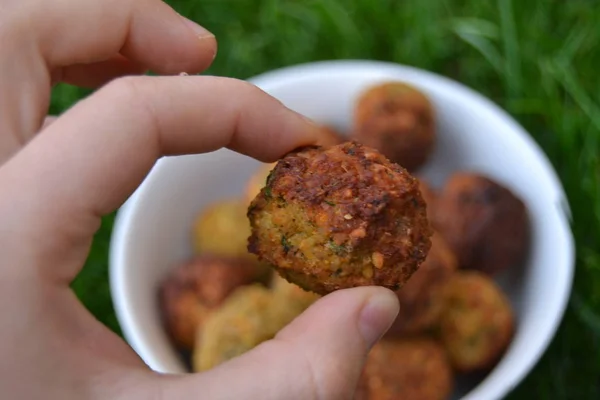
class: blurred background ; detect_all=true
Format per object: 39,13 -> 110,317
51,1 -> 600,398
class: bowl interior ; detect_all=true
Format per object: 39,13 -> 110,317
110,61 -> 574,400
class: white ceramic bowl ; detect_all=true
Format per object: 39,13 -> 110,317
109,60 -> 574,400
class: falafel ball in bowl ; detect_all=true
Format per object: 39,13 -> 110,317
247,140 -> 432,295
352,81 -> 436,171
434,172 -> 529,275
360,337 -> 454,400
158,254 -> 265,351
437,271 -> 515,372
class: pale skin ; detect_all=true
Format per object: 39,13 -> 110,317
0,0 -> 401,399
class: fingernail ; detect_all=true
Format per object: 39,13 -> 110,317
358,290 -> 400,348
181,17 -> 214,38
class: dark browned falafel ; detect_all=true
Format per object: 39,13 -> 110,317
247,141 -> 432,295
434,172 -> 529,275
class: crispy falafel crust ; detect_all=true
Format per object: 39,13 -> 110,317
247,141 -> 432,295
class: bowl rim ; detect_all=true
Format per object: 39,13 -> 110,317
109,59 -> 575,400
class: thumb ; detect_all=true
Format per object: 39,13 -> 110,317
162,287 -> 399,400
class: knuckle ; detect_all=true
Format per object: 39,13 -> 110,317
223,77 -> 266,97
103,76 -> 150,103
100,76 -> 161,138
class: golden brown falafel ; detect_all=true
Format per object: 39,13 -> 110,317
388,233 -> 458,336
352,81 -> 435,171
193,199 -> 271,279
434,172 -> 529,275
362,338 -> 454,400
192,285 -> 275,371
248,141 -> 432,295
193,280 -> 317,372
159,255 -> 263,350
438,271 -> 514,372
193,199 -> 254,258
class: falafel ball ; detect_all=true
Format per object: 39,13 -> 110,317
193,199 -> 271,279
438,271 -> 514,372
248,141 -> 432,295
434,172 -> 529,275
192,199 -> 253,258
159,254 -> 263,350
352,82 -> 435,171
192,285 -> 276,372
388,233 -> 458,335
361,338 -> 454,400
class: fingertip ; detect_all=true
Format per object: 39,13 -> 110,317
121,2 -> 218,75
168,287 -> 398,400
357,287 -> 400,348
167,14 -> 218,74
180,17 -> 215,39
145,34 -> 217,75
253,109 -> 321,163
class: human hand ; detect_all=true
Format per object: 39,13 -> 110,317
0,0 -> 399,399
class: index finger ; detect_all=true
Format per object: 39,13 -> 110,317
0,76 -> 318,281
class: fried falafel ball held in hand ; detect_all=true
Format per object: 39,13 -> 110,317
434,172 -> 529,275
248,141 -> 432,295
352,82 -> 435,171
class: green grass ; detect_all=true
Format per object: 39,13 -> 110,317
51,0 -> 600,398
